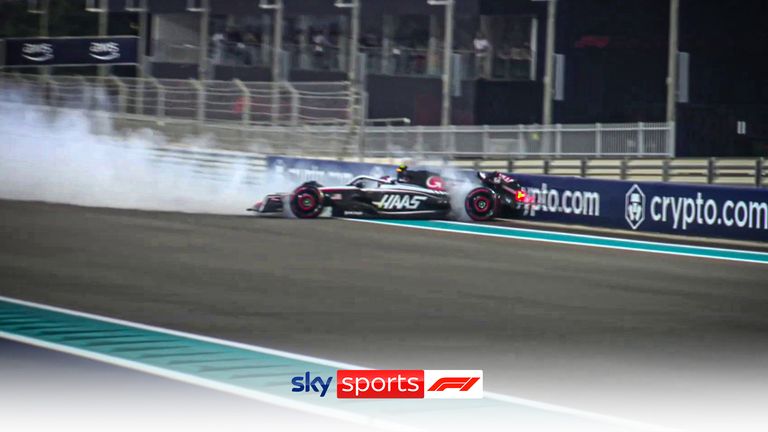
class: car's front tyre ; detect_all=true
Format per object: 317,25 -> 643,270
290,185 -> 324,218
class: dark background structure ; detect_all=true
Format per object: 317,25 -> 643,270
1,0 -> 766,156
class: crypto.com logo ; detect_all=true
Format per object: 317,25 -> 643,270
625,184 -> 646,230
293,370 -> 483,399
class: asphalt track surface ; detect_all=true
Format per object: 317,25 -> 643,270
1,199 -> 768,429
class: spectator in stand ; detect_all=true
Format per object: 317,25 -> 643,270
473,31 -> 491,78
226,27 -> 242,44
496,40 -> 513,79
242,30 -> 258,65
312,31 -> 329,69
211,29 -> 225,64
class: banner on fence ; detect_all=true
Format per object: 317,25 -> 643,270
2,36 -> 138,67
266,157 -> 768,242
512,174 -> 768,242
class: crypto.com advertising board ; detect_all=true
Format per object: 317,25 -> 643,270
514,174 -> 768,242
266,156 -> 768,242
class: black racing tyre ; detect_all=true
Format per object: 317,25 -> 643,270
290,185 -> 324,219
464,187 -> 498,221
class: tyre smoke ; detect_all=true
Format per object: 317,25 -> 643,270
0,100 -> 273,215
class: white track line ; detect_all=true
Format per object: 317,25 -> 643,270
342,218 -> 766,265
0,295 -> 678,432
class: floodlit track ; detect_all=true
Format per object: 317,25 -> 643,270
1,200 -> 767,430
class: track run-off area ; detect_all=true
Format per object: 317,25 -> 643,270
1,199 -> 767,431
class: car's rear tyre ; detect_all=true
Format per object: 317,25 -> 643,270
465,187 -> 498,221
290,185 -> 324,219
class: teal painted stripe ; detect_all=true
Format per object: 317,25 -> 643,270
0,297 -> 648,430
361,220 -> 768,264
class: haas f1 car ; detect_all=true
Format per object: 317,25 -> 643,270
248,165 -> 531,221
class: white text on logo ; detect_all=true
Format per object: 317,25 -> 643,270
376,194 -> 427,210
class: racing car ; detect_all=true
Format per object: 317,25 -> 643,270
248,165 -> 530,221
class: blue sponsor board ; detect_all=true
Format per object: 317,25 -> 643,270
512,174 -> 768,242
4,36 -> 139,67
266,157 -> 768,242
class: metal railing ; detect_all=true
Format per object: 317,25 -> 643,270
0,72 -> 355,127
362,123 -> 673,157
342,157 -> 766,187
0,73 -> 673,158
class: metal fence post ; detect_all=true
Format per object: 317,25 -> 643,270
191,79 -> 204,123
417,126 -> 425,159
482,124 -> 490,156
76,75 -> 89,109
109,75 -> 127,114
662,158 -> 670,182
151,77 -> 165,119
517,124 -> 524,154
282,81 -> 300,127
620,158 -> 628,180
46,75 -> 59,108
543,159 -> 551,175
595,122 -> 602,156
555,123 -> 562,155
233,79 -> 251,126
668,121 -> 676,157
757,158 -> 764,187
580,158 -> 587,178
638,121 -> 645,155
450,125 -> 457,156
707,157 -> 716,184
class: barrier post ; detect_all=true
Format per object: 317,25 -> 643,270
151,77 -> 165,119
417,126 -> 425,159
595,123 -> 602,156
233,79 -> 251,126
191,79 -> 204,123
109,75 -> 127,114
707,158 -> 715,184
756,158 -> 764,187
638,121 -> 645,154
620,158 -> 628,180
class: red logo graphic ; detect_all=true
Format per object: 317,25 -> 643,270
426,176 -> 446,191
337,370 -> 423,399
427,377 -> 480,392
337,370 -> 482,399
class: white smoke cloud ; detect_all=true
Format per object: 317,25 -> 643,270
0,98 -> 276,215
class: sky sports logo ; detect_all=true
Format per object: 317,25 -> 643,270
291,370 -> 483,399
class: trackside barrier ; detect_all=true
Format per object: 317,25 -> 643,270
266,156 -> 768,243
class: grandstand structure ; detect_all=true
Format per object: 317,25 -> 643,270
1,0 -> 766,158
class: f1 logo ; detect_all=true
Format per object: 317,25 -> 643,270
424,370 -> 483,399
428,377 -> 480,392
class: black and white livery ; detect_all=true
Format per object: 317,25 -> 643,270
248,166 -> 531,221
